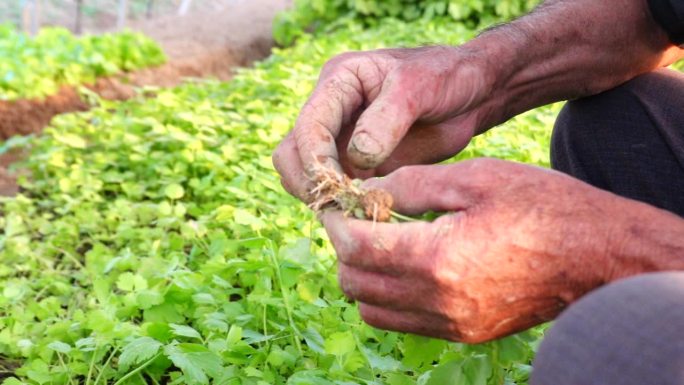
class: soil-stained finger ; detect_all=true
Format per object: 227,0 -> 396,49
272,133 -> 312,201
321,211 -> 442,275
338,263 -> 450,315
358,303 -> 463,342
293,72 -> 365,177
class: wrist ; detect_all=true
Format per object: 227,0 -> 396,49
461,0 -> 682,133
606,199 -> 684,281
451,30 -> 524,133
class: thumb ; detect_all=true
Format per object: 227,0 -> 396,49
347,81 -> 419,169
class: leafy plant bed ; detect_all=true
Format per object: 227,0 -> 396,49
1,19 -> 555,385
0,26 -> 166,101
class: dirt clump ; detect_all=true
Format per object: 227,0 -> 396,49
309,164 -> 394,222
360,189 -> 394,222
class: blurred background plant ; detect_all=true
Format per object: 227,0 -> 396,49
0,0 -> 234,35
273,0 -> 540,45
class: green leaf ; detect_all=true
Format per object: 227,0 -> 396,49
360,346 -> 403,371
170,323 -> 202,340
286,370 -> 335,385
280,238 -> 313,268
385,373 -> 415,385
47,341 -> 71,354
136,289 -> 164,309
401,335 -> 447,369
192,293 -> 215,305
233,208 -> 265,230
495,335 -> 531,365
324,331 -> 355,356
116,272 -> 148,292
425,360 -> 465,385
164,183 -> 185,200
55,133 -> 87,148
2,378 -> 27,385
302,327 -> 325,354
463,355 -> 492,385
163,343 -> 222,385
118,337 -> 162,371
226,324 -> 242,345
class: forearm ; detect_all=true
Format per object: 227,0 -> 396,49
464,0 -> 684,132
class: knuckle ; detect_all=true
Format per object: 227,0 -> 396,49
468,157 -> 501,171
278,177 -> 294,196
389,165 -> 415,183
271,146 -> 284,171
323,75 -> 359,102
324,52 -> 358,69
323,220 -> 361,265
337,268 -> 357,299
334,242 -> 356,265
389,165 -> 426,191
458,330 -> 491,344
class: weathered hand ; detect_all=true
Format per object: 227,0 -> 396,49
273,46 -> 497,201
321,159 -> 632,343
273,0 -> 684,203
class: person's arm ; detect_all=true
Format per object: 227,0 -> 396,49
466,0 -> 684,134
321,159 -> 684,343
273,0 -> 684,200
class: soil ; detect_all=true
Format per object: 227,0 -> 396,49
0,150 -> 23,196
0,356 -> 21,381
309,165 -> 394,222
361,189 -> 394,222
0,0 -> 291,196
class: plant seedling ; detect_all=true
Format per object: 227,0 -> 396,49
308,162 -> 394,222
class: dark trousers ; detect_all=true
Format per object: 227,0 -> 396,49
530,69 -> 684,384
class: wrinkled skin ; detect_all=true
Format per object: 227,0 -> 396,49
272,46 -> 490,200
322,159 -> 629,342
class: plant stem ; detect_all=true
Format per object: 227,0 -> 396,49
390,211 -> 416,222
55,353 -> 76,385
146,371 -> 161,385
112,353 -> 162,385
84,345 -> 99,385
93,346 -> 119,385
266,239 -> 303,355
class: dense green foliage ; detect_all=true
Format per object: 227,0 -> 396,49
273,0 -> 540,45
0,25 -> 166,101
0,18 -> 557,385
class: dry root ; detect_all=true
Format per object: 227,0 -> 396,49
308,164 -> 393,222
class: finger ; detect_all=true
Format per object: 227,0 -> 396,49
272,133 -> 312,201
358,303 -> 463,342
294,69 -> 365,176
361,161 -> 490,215
338,262 -> 443,313
372,111 -> 478,175
338,111 -> 478,179
321,210 -> 457,275
347,72 -> 421,169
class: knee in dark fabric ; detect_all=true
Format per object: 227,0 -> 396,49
530,272 -> 684,385
549,71 -> 673,177
548,69 -> 684,217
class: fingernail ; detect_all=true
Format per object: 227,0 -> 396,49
351,132 -> 382,156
